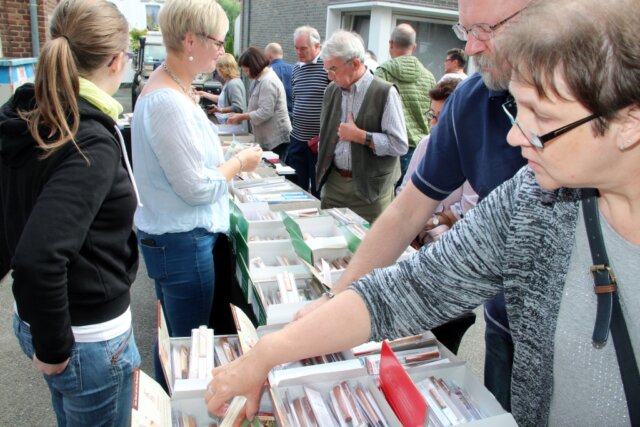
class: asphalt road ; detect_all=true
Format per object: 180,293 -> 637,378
0,85 -> 486,426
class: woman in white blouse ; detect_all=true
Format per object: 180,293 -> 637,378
227,47 -> 292,158
131,0 -> 262,389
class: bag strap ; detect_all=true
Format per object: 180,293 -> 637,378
581,188 -> 640,423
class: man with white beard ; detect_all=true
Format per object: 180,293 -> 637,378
297,0 -> 531,411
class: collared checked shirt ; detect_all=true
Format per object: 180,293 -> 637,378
333,71 -> 408,171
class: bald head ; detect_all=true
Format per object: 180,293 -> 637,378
264,42 -> 284,62
389,23 -> 416,57
391,24 -> 416,49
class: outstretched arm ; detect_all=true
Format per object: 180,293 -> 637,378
205,289 -> 371,419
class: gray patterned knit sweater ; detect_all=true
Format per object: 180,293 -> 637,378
351,166 -> 582,427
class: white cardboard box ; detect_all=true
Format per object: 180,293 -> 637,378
157,303 -> 212,399
406,363 -> 518,426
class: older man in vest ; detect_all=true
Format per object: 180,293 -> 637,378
316,30 -> 408,224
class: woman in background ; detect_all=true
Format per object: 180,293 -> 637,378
0,0 -> 141,424
198,53 -> 248,132
227,47 -> 291,158
132,0 -> 262,389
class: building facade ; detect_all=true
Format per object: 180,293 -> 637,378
240,0 -> 466,80
0,0 -> 58,59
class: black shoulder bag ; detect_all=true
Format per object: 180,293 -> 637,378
582,188 -> 640,424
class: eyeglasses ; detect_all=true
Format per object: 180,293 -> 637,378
107,51 -> 135,67
502,99 -> 600,148
202,34 -> 225,49
426,109 -> 439,121
325,59 -> 353,75
452,7 -> 525,42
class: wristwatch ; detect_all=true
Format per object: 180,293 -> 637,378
365,132 -> 374,148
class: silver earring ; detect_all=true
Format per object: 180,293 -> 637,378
619,140 -> 632,151
188,55 -> 194,62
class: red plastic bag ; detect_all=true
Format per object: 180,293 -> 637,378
307,135 -> 320,155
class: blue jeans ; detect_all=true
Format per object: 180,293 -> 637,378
286,136 -> 318,196
484,323 -> 514,411
137,228 -> 217,386
13,314 -> 140,427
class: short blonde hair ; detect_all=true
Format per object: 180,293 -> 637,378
159,0 -> 229,53
216,53 -> 240,80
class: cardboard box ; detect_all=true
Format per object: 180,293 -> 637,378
231,181 -> 320,212
232,167 -> 284,188
352,331 -> 459,375
250,271 -> 324,325
131,368 -> 211,426
157,303 -> 213,399
406,363 -> 518,426
269,372 -> 402,426
230,305 -> 364,387
282,214 -> 351,265
234,239 -> 308,302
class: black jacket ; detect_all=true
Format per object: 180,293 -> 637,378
0,84 -> 138,364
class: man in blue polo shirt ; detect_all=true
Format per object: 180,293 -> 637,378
297,0 -> 531,412
265,42 -> 293,120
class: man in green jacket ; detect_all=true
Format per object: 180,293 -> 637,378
375,23 -> 436,183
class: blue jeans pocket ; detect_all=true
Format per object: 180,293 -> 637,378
139,241 -> 168,280
43,349 -> 82,394
13,314 -> 35,359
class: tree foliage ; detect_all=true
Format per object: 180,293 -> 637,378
217,0 -> 241,54
129,28 -> 148,53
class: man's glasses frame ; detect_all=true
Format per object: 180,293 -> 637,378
502,99 -> 600,148
452,7 -> 524,42
426,109 -> 439,121
325,58 -> 353,75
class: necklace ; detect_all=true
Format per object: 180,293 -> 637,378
162,62 -> 197,104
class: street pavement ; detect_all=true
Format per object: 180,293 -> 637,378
0,85 -> 486,425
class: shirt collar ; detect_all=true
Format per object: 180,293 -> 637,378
345,69 -> 371,93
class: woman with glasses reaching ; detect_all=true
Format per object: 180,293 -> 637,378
132,0 -> 262,390
227,47 -> 292,159
0,0 -> 141,424
205,0 -> 640,425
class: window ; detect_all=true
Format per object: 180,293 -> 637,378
352,16 -> 370,49
397,18 -> 466,80
146,5 -> 160,30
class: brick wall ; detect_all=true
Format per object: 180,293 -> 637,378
242,0 -> 458,64
243,0 -> 329,64
328,0 -> 457,10
0,0 -> 59,59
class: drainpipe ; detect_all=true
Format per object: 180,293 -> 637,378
245,0 -> 251,51
29,0 -> 40,57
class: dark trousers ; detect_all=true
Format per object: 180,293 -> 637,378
484,322 -> 514,411
271,142 -> 289,160
286,136 -> 318,196
431,311 -> 476,354
396,146 -> 416,187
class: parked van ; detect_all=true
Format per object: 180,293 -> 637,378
131,31 -> 222,110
